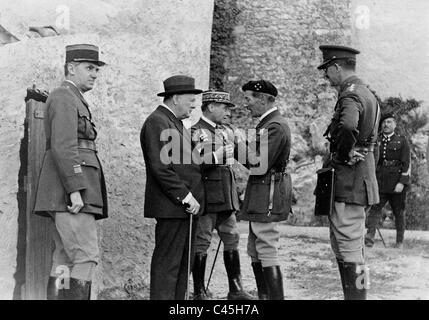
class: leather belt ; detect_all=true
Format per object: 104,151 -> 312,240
78,139 -> 97,151
46,139 -> 97,151
381,159 -> 400,167
354,145 -> 374,153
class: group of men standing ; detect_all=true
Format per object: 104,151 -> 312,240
140,75 -> 293,300
32,42 -> 411,301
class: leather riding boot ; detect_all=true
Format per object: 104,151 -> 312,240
223,250 -> 254,300
192,253 -> 210,300
46,276 -> 64,300
336,259 -> 347,299
262,265 -> 284,300
343,262 -> 369,300
63,278 -> 91,300
251,262 -> 268,300
395,216 -> 405,246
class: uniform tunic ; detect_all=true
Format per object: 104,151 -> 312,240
323,75 -> 379,263
366,133 -> 410,242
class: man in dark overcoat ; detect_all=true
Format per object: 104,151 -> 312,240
317,45 -> 380,300
33,44 -> 108,300
365,112 -> 411,248
140,75 -> 205,300
235,80 -> 293,300
191,90 -> 253,300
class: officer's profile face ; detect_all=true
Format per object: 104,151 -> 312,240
243,91 -> 263,117
382,118 -> 396,134
67,62 -> 100,92
209,102 -> 230,124
323,64 -> 341,86
174,93 -> 197,120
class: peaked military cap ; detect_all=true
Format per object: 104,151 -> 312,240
202,90 -> 235,107
66,44 -> 106,66
317,45 -> 360,70
242,80 -> 278,97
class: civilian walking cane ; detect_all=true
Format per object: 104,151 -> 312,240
206,238 -> 222,293
376,227 -> 387,248
185,212 -> 193,300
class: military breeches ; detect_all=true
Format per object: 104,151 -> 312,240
49,212 -> 99,281
150,217 -> 197,300
247,221 -> 280,267
194,211 -> 240,254
329,202 -> 366,264
366,192 -> 406,242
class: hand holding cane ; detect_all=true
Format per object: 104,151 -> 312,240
186,211 -> 193,300
184,198 -> 199,300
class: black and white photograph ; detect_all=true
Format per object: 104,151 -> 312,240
0,0 -> 428,306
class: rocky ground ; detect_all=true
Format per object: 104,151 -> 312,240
197,222 -> 429,300
104,222 -> 429,300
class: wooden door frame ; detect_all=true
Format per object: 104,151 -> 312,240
23,95 -> 52,300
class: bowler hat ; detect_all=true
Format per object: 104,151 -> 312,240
157,75 -> 203,97
317,45 -> 360,70
66,44 -> 106,66
242,80 -> 278,97
202,90 -> 235,107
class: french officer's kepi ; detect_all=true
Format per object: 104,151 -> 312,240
202,90 -> 235,107
317,45 -> 360,70
242,80 -> 278,97
65,44 -> 106,66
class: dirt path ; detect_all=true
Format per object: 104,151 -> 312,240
202,223 -> 429,300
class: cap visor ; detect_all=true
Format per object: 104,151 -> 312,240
72,59 -> 106,66
317,62 -> 329,70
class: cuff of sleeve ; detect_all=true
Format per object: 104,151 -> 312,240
399,175 -> 410,185
182,192 -> 192,204
63,174 -> 88,194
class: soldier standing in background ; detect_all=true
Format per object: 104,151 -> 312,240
317,45 -> 380,300
365,112 -> 411,248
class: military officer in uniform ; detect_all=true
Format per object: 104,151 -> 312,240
236,80 -> 293,300
33,44 -> 108,300
365,112 -> 411,248
317,45 -> 380,300
191,90 -> 253,300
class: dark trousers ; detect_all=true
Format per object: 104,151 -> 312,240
150,217 -> 197,300
366,192 -> 406,242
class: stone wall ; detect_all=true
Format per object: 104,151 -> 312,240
210,0 -> 429,225
0,0 -> 213,299
211,0 -> 352,224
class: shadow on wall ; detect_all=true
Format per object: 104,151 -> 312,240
13,114 -> 28,300
0,24 -> 19,44
0,24 -> 59,45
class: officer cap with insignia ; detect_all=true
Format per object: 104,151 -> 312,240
202,90 -> 235,107
380,112 -> 397,123
241,80 -> 278,97
317,45 -> 360,70
66,44 -> 106,66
